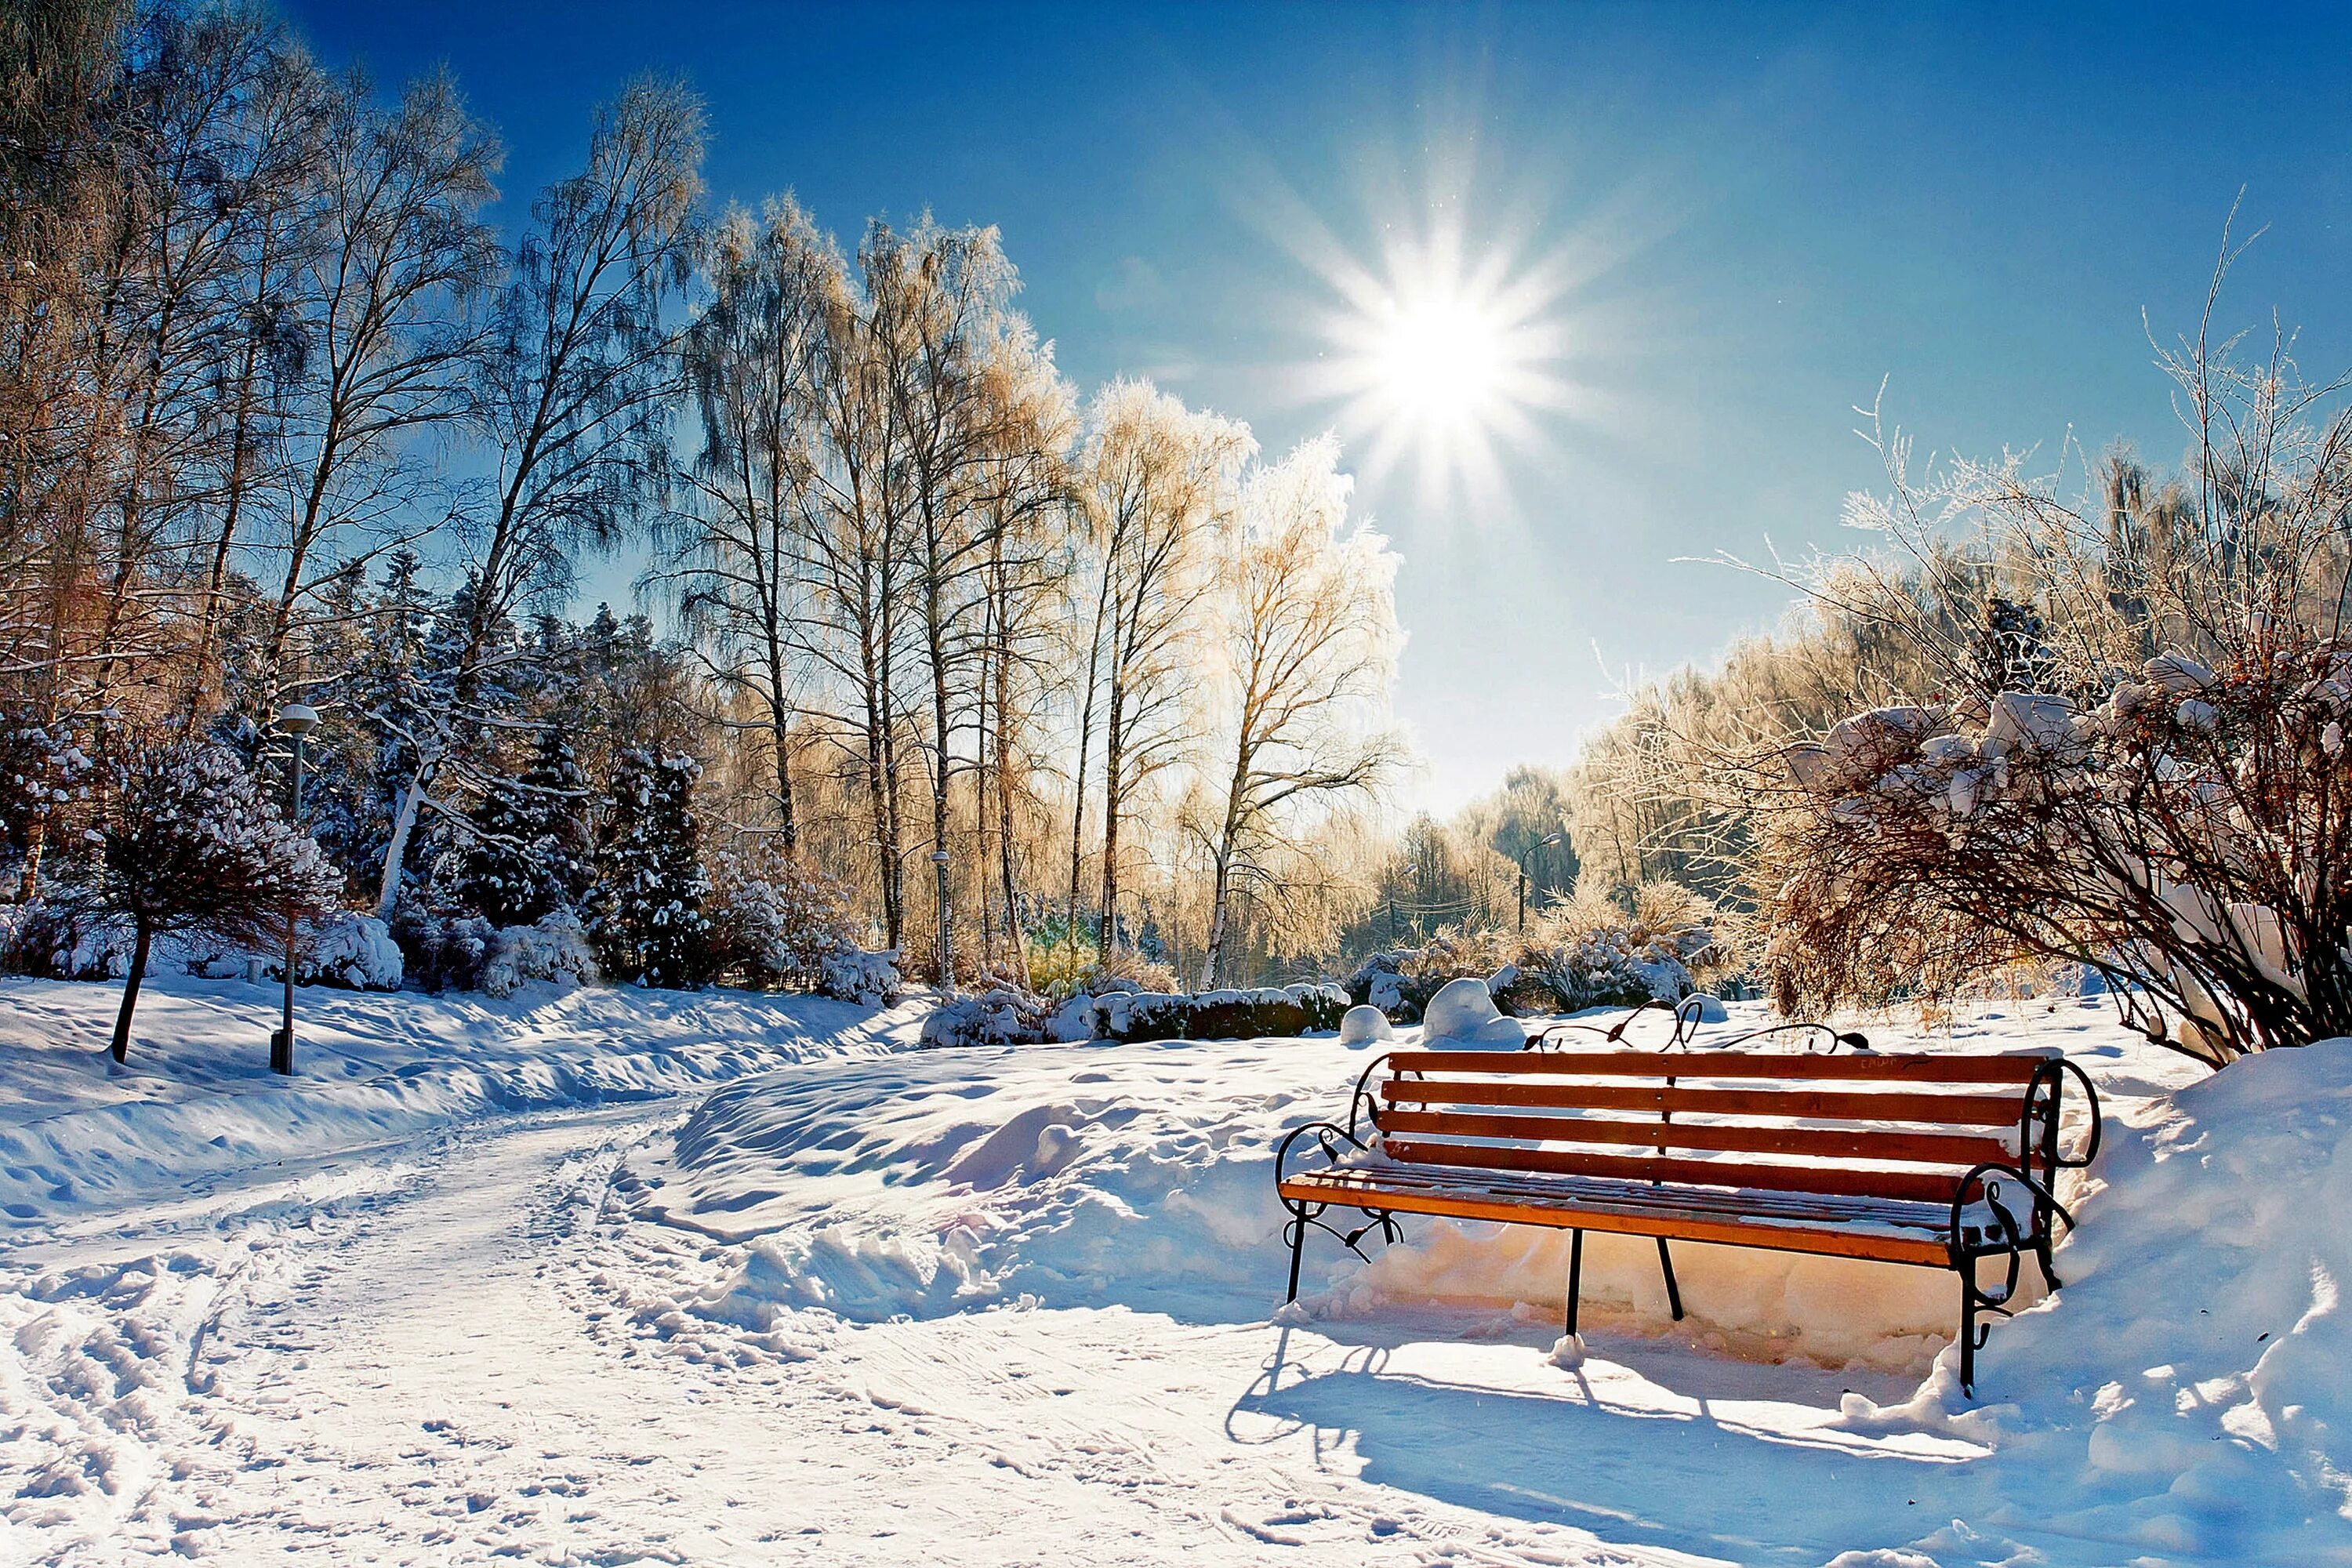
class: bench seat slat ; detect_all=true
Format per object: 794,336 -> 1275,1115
1387,1049 -> 2054,1083
1277,1165 -> 1956,1268
1373,1107 -> 2016,1168
1381,1079 -> 2027,1127
1380,1136 -> 1973,1205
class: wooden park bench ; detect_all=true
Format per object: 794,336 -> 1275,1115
1273,1010 -> 2100,1394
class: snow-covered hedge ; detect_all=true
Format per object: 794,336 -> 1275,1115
0,898 -> 137,979
1043,982 -> 1348,1044
818,946 -> 902,1007
480,910 -> 597,997
919,982 -> 1056,1049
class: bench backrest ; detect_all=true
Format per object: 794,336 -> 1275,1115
1368,1047 -> 2070,1205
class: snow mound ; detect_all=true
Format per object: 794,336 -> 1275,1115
1418,976 -> 1526,1049
1337,1004 -> 1394,1047
615,1039 -> 1312,1324
1838,1036 -> 2352,1562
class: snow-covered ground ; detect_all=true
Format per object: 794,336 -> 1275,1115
2,972 -> 2344,1566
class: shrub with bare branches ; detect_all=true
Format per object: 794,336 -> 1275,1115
1731,242 -> 2352,1064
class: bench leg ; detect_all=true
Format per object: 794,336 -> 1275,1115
1958,1256 -> 1978,1397
1284,1216 -> 1306,1302
2034,1237 -> 2062,1294
1565,1229 -> 1584,1338
1656,1237 -> 1685,1320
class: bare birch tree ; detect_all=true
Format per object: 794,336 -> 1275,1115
373,77 -> 702,914
1076,378 -> 1250,958
1196,437 -> 1401,987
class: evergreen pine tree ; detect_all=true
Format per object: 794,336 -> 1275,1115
588,747 -> 712,987
457,728 -> 593,925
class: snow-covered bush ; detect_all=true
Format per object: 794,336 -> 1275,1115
480,910 -> 597,997
298,912 -> 404,991
818,946 -> 902,1007
705,841 -> 858,990
1518,882 -> 1719,1011
1030,945 -> 1183,1004
1346,887 -> 1722,1022
1761,635 -> 2352,1060
0,896 -> 138,979
388,897 -> 497,994
1348,927 -> 1530,1022
919,983 -> 1056,1049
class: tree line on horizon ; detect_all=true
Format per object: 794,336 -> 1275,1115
1,0 -> 1596,999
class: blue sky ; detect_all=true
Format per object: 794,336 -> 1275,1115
285,0 -> 2352,812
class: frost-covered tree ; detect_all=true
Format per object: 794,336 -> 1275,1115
93,740 -> 342,1062
588,746 -> 710,987
659,199 -> 829,855
1073,379 -> 1250,959
1196,439 -> 1403,987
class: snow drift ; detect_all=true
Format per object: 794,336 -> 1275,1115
0,971 -> 922,1227
622,1030 -> 1987,1368
1840,1036 -> 2352,1563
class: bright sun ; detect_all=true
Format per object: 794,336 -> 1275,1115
1305,219 -> 1569,513
1375,292 -> 1510,429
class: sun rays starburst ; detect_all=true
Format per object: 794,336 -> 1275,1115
1290,214 -> 1577,516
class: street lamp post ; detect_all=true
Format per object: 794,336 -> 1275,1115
270,703 -> 318,1076
1515,831 -> 1566,932
931,849 -> 953,992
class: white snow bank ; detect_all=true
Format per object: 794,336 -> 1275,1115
615,1009 -> 2115,1373
0,971 -> 923,1229
1839,1035 -> 2352,1563
615,1036 -> 1312,1323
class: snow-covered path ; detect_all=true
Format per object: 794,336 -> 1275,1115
5,1095 -> 1616,1565
5,1076 -> 1962,1568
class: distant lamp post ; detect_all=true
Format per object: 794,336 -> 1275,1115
270,703 -> 318,1076
931,849 -> 953,992
1516,831 -> 1566,932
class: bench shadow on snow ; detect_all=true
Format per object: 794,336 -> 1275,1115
1229,1323 -> 1973,1567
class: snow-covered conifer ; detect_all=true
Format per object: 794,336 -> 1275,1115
456,728 -> 593,926
588,747 -> 712,988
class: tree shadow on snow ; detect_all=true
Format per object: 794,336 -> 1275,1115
1228,1325 -> 1978,1567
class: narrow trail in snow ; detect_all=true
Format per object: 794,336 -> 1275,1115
4,1099 -> 1674,1568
